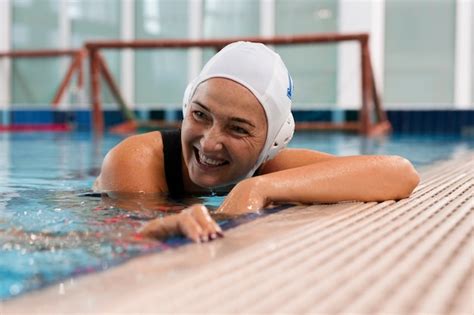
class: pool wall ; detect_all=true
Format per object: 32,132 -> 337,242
1,109 -> 473,135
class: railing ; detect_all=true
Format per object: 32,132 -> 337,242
0,34 -> 391,135
85,33 -> 391,135
0,49 -> 85,108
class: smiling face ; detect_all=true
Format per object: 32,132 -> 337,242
181,78 -> 268,190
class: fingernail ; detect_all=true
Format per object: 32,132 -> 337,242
201,235 -> 209,242
210,233 -> 217,239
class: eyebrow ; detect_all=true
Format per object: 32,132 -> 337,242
192,100 -> 257,128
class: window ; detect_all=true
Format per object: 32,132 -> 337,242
384,0 -> 456,107
134,0 -> 188,108
275,0 -> 339,108
11,0 -> 60,107
68,0 -> 121,108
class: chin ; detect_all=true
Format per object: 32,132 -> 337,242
195,178 -> 228,189
190,173 -> 233,190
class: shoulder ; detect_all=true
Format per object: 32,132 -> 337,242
258,148 -> 335,174
112,131 -> 163,156
95,131 -> 168,193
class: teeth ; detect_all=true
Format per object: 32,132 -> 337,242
198,151 -> 226,166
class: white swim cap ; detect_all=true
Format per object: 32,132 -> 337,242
183,41 -> 295,179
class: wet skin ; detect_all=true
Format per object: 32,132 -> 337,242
141,78 -> 269,242
96,78 -> 420,243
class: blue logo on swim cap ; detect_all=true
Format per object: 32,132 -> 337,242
287,74 -> 294,100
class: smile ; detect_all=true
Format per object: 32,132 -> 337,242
194,148 -> 229,168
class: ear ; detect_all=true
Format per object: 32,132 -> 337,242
265,113 -> 295,162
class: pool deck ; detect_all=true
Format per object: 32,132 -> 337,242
1,151 -> 473,314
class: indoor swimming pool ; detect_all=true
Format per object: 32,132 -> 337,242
0,131 -> 472,300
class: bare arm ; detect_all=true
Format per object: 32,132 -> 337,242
218,149 -> 420,214
94,131 -> 167,193
95,132 -> 223,243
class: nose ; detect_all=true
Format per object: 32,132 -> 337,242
200,125 -> 224,152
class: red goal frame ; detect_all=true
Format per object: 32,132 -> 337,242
85,33 -> 391,136
0,49 -> 85,108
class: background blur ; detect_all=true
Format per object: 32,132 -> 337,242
0,0 -> 473,131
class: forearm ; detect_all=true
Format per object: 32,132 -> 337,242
257,155 -> 420,203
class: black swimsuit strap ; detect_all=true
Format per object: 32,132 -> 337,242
161,129 -> 184,195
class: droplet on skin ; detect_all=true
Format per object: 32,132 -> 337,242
58,283 -> 65,295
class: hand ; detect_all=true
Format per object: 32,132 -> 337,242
138,204 -> 223,243
217,177 -> 269,215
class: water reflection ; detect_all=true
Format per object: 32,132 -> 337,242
290,132 -> 474,165
0,187 -> 230,300
0,131 -> 473,300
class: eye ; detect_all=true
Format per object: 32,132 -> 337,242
192,110 -> 208,121
230,125 -> 249,136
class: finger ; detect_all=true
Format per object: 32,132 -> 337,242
138,216 -> 179,239
178,212 -> 204,243
191,205 -> 223,240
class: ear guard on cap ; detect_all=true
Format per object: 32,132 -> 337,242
262,112 -> 295,163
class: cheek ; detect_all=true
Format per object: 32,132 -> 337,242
232,138 -> 266,165
181,116 -> 191,134
247,131 -> 266,154
180,121 -> 194,158
181,118 -> 198,142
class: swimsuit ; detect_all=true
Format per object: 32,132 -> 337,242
161,129 -> 185,195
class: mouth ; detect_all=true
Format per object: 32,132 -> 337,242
193,147 -> 229,169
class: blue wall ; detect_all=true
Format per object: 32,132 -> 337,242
4,109 -> 474,135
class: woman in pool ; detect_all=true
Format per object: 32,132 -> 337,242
94,41 -> 420,242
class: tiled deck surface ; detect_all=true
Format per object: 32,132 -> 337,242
2,152 -> 473,314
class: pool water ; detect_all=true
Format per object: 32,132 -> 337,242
0,131 -> 472,300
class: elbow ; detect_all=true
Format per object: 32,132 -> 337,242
389,156 -> 420,199
92,176 -> 102,192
